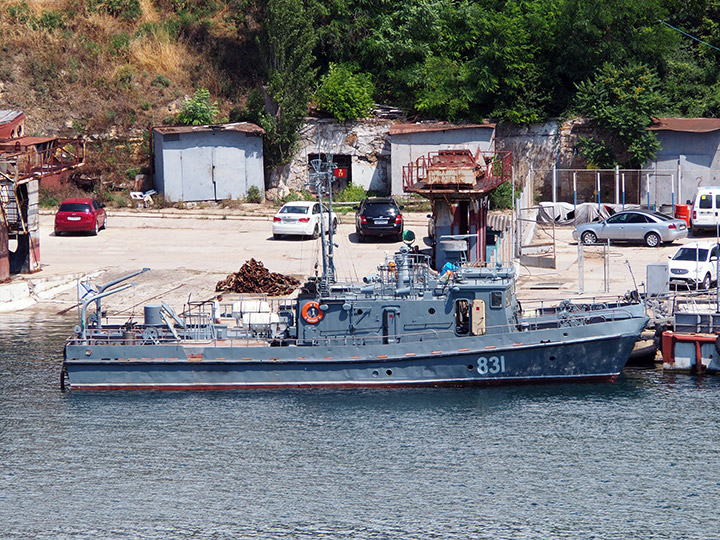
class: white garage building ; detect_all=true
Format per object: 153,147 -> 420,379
153,122 -> 265,202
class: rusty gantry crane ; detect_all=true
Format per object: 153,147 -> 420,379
0,111 -> 85,280
402,148 -> 512,270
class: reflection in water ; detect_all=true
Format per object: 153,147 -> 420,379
1,313 -> 720,539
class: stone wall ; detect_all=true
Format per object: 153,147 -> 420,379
267,118 -> 392,199
496,118 -> 590,202
268,117 -> 591,201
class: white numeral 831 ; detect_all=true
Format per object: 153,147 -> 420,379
477,355 -> 506,375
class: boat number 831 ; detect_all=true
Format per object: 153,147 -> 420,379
477,355 -> 506,375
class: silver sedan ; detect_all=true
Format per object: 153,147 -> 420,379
572,209 -> 688,247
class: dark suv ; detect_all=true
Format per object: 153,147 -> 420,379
354,198 -> 404,241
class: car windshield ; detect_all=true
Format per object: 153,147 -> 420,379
363,202 -> 397,217
279,206 -> 308,215
59,203 -> 91,212
672,248 -> 709,261
650,211 -> 674,221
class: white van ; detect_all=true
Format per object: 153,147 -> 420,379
691,187 -> 720,234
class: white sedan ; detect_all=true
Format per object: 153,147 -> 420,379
272,200 -> 338,240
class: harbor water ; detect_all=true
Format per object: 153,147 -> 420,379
2,312 -> 719,539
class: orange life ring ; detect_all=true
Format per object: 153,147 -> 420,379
301,301 -> 323,324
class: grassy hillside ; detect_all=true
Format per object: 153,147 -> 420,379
0,0 -> 258,204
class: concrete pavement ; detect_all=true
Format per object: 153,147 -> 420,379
1,205 -> 702,314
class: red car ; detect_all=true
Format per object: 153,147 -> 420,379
54,198 -> 107,236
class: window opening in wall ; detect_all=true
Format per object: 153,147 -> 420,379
308,153 -> 352,192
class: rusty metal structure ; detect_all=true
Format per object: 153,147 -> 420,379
403,148 -> 513,269
0,110 -> 85,279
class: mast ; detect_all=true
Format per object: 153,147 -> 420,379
309,155 -> 337,292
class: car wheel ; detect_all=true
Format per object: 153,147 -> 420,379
101,216 -> 107,230
55,230 -> 62,237
311,224 -> 319,239
332,219 -> 338,234
580,231 -> 597,245
644,232 -> 660,247
92,221 -> 99,236
701,273 -> 712,290
273,233 -> 282,240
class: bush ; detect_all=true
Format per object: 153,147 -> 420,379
39,188 -> 59,208
333,183 -> 366,202
89,0 -> 142,22
245,185 -> 263,204
278,191 -> 315,205
316,63 -> 375,122
113,65 -> 134,89
108,33 -> 132,57
152,74 -> 171,88
176,88 -> 219,125
489,181 -> 516,210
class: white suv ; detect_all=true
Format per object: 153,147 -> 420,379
668,241 -> 720,289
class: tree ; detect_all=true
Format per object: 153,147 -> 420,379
257,0 -> 316,168
176,88 -> 219,126
316,63 -> 375,122
573,62 -> 665,168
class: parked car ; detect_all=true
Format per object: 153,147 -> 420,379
54,198 -> 107,236
572,209 -> 688,247
272,200 -> 337,240
354,197 -> 404,241
690,187 -> 720,235
668,241 -> 720,289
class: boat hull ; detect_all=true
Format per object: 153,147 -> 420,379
63,318 -> 646,391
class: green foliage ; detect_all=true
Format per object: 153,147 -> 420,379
257,0 -> 317,167
245,185 -> 263,203
151,74 -> 171,88
89,0 -> 142,22
489,181 -> 516,210
316,63 -> 374,122
108,33 -> 132,57
37,10 -> 65,31
573,62 -> 665,168
176,88 -> 220,125
28,56 -> 58,98
113,65 -> 135,90
38,188 -> 59,208
333,183 -> 367,202
6,3 -> 66,31
6,2 -> 32,24
278,190 -> 315,205
229,88 -> 265,124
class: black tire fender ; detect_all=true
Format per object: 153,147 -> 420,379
654,324 -> 667,353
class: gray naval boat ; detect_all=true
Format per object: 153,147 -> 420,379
61,244 -> 648,391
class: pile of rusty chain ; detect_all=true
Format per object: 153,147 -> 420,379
215,258 -> 300,296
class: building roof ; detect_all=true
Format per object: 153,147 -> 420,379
649,118 -> 720,133
0,110 -> 23,125
389,122 -> 495,136
153,122 -> 265,136
0,136 -> 56,149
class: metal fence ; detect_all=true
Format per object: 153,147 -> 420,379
528,166 -> 716,213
